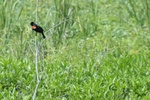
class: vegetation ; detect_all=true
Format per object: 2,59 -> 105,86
0,0 -> 150,99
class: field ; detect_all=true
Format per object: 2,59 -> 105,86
0,0 -> 150,100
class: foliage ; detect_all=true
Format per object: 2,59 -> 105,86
0,0 -> 150,99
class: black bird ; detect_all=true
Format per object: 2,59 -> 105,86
30,22 -> 46,38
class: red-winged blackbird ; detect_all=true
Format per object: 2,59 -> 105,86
30,22 -> 46,38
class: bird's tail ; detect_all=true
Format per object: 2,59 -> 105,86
42,32 -> 46,38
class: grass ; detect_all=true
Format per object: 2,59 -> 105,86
0,0 -> 150,100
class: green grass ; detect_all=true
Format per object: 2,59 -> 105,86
0,0 -> 150,100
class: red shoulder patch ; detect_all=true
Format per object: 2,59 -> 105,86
32,26 -> 36,29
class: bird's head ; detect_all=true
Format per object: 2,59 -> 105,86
30,22 -> 35,26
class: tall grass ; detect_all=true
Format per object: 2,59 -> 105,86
0,0 -> 150,99
122,0 -> 150,30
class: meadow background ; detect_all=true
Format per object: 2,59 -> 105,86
0,0 -> 150,100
